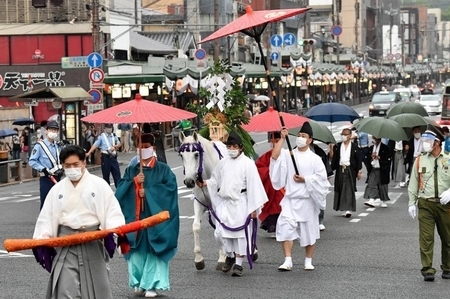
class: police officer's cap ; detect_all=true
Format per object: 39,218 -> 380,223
46,121 -> 59,130
424,124 -> 444,142
225,131 -> 243,146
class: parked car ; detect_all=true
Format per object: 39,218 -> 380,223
419,94 -> 442,115
369,91 -> 401,116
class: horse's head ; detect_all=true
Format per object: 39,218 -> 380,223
178,131 -> 204,188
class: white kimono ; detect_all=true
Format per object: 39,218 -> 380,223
206,153 -> 268,253
270,148 -> 330,245
34,170 -> 125,238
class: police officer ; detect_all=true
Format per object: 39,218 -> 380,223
29,120 -> 64,210
408,124 -> 450,282
86,124 -> 121,187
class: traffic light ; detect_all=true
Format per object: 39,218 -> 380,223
300,39 -> 316,46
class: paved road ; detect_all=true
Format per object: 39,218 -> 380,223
1,103 -> 448,299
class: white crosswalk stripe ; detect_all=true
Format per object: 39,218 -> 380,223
0,250 -> 33,258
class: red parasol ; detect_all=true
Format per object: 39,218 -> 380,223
199,5 -> 312,175
81,94 -> 196,124
242,107 -> 307,132
200,6 -> 311,44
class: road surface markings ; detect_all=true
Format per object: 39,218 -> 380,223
358,213 -> 369,217
0,250 -> 33,258
349,219 -> 361,223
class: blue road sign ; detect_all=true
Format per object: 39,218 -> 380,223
331,25 -> 343,36
284,33 -> 296,46
88,89 -> 102,104
270,35 -> 283,47
195,49 -> 206,60
270,52 -> 280,61
87,52 -> 103,68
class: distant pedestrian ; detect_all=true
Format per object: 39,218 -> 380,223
330,128 -> 362,218
363,136 -> 391,208
86,124 -> 121,188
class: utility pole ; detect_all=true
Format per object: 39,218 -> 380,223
354,1 -> 359,54
336,0 -> 340,64
401,22 -> 405,67
92,0 -> 101,52
134,0 -> 139,26
213,0 -> 220,61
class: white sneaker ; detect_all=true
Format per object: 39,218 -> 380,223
364,199 -> 375,207
145,289 -> 158,298
381,201 -> 388,208
278,263 -> 292,271
304,264 -> 315,271
319,224 -> 326,231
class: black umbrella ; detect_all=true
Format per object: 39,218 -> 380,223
12,118 -> 35,126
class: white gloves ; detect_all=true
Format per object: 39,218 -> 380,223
440,189 -> 450,205
408,205 -> 417,219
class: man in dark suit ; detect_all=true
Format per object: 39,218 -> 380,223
330,128 -> 362,218
404,126 -> 423,176
363,136 -> 391,208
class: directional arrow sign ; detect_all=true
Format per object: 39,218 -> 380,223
270,34 -> 283,48
87,52 -> 103,68
270,52 -> 280,61
283,33 -> 296,46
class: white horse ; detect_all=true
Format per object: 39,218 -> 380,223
178,132 -> 228,270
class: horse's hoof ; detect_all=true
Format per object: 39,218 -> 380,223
216,262 -> 225,271
252,252 -> 258,262
195,260 -> 205,270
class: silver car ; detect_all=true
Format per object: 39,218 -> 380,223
419,94 -> 442,114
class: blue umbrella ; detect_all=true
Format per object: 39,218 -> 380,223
0,129 -> 18,138
305,103 -> 360,123
12,118 -> 35,126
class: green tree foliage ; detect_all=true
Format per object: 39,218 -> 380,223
187,60 -> 256,159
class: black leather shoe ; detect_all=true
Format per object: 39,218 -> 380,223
231,264 -> 243,277
442,271 -> 450,279
423,273 -> 435,282
222,256 -> 235,273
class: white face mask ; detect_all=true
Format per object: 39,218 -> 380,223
47,132 -> 58,140
65,167 -> 83,181
227,149 -> 239,158
422,141 -> 434,153
296,137 -> 307,148
341,135 -> 348,142
138,147 -> 154,160
414,132 -> 421,139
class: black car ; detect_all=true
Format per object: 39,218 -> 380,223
369,91 -> 401,116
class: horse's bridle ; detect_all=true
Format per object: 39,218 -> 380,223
178,142 -> 205,182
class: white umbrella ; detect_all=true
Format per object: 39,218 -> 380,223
254,95 -> 270,101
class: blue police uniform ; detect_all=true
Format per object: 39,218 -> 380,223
29,122 -> 63,209
93,131 -> 121,187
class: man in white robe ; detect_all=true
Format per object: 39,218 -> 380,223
270,123 -> 330,271
197,131 -> 268,277
33,145 -> 125,299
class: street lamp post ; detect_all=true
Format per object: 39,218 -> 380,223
321,28 -> 326,63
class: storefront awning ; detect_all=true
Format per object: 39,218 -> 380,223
104,75 -> 165,84
9,86 -> 92,102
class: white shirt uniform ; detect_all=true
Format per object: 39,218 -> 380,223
270,148 -> 330,245
33,170 -> 125,239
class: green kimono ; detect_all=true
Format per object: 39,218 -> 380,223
115,161 -> 179,291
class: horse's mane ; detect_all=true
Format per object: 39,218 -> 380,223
182,134 -> 222,173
